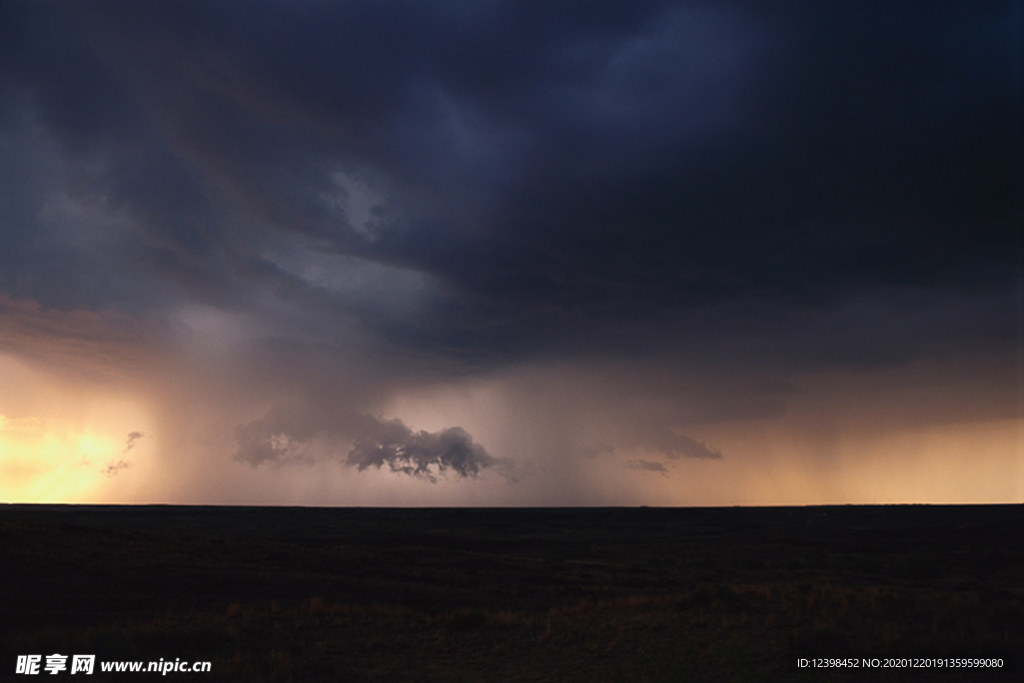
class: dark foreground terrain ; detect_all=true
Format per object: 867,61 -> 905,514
1,504 -> 1021,682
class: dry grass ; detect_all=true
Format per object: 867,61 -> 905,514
2,505 -> 1020,681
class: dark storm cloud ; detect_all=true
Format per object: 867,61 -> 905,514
234,404 -> 510,482
0,294 -> 145,375
346,421 -> 504,482
0,0 -> 1018,372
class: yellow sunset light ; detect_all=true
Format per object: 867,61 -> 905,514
0,410 -> 152,503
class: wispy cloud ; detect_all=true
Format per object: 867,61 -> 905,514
624,459 -> 668,476
124,431 -> 144,453
101,459 -> 130,477
664,434 -> 723,460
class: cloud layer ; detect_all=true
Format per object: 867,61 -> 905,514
234,405 -> 509,483
0,1 -> 1019,503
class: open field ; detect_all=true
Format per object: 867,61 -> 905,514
1,504 -> 1021,681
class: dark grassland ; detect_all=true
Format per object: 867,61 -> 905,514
1,504 -> 1020,682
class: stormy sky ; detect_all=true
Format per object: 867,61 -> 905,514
0,0 -> 1021,505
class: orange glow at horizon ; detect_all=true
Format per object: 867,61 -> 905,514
1,348 -> 1020,507
638,417 -> 1024,507
0,353 -> 155,504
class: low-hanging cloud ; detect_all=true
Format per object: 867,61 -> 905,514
233,404 -> 321,468
619,425 -> 724,461
664,434 -> 723,460
234,405 -> 510,483
346,419 -> 502,482
581,423 -> 723,473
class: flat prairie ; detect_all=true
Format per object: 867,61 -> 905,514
1,504 -> 1020,681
